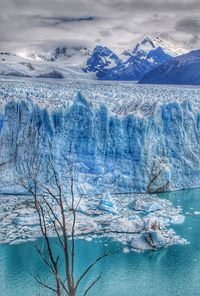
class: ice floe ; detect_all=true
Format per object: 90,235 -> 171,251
0,192 -> 187,251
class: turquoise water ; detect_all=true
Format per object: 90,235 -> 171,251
0,189 -> 200,296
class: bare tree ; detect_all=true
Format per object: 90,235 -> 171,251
18,148 -> 110,296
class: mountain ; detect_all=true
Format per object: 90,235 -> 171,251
139,49 -> 200,85
122,36 -> 185,57
131,37 -> 173,62
30,46 -> 91,65
0,37 -> 187,81
85,37 -> 173,81
83,45 -> 123,73
0,50 -> 94,80
0,52 -> 34,77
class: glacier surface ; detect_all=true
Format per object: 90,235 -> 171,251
0,78 -> 200,193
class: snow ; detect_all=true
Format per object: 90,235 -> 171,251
29,46 -> 91,67
130,36 -> 187,58
151,36 -> 186,56
0,52 -> 94,80
104,56 -> 118,69
132,37 -> 156,55
0,37 -> 189,84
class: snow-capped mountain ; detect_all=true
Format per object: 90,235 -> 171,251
0,37 -> 190,81
88,37 -> 173,81
0,50 -> 94,80
132,37 -> 158,57
30,46 -> 91,65
83,45 -> 123,73
0,52 -> 34,77
123,36 -> 185,57
131,37 -> 172,63
150,36 -> 185,56
139,49 -> 200,85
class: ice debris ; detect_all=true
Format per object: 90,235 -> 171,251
0,193 -> 187,252
98,194 -> 118,215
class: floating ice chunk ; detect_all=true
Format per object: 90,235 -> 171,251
144,217 -> 161,231
110,217 -> 144,233
76,216 -> 100,234
0,193 -> 186,250
123,247 -> 130,253
143,231 -> 166,248
193,211 -> 200,215
10,239 -> 26,245
99,194 -> 118,215
76,202 -> 89,215
170,215 -> 185,224
131,230 -> 168,251
131,234 -> 152,250
85,237 -> 92,241
129,196 -> 163,213
12,215 -> 39,226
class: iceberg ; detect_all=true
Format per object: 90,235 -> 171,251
98,194 -> 118,215
129,195 -> 163,212
131,231 -> 167,250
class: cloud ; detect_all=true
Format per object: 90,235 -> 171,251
174,17 -> 200,48
175,18 -> 200,34
100,30 -> 112,37
102,0 -> 200,13
0,0 -> 200,53
32,15 -> 96,27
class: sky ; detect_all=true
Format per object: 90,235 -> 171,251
0,0 -> 200,54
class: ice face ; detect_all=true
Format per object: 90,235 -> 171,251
0,79 -> 200,194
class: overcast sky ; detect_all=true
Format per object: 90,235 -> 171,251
0,0 -> 200,54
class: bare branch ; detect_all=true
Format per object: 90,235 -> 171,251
75,253 -> 109,291
83,275 -> 101,296
30,272 -> 57,294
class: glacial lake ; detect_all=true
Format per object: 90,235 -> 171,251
0,188 -> 200,296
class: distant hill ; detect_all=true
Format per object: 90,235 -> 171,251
139,49 -> 200,85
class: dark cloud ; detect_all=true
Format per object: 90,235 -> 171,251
175,17 -> 200,48
100,30 -> 112,37
32,15 -> 96,27
175,18 -> 200,34
102,0 -> 200,12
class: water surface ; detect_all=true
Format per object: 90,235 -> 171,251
0,188 -> 200,296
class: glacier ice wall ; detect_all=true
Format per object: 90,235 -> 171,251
0,91 -> 200,194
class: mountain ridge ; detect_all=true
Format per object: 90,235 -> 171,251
139,49 -> 200,85
84,37 -> 174,80
0,37 -> 194,82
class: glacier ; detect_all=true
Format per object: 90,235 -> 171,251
0,79 -> 200,194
